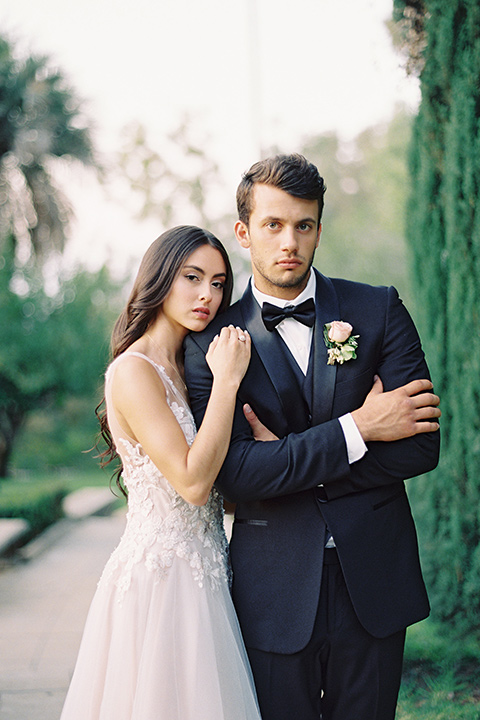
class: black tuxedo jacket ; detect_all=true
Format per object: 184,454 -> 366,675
184,270 -> 439,654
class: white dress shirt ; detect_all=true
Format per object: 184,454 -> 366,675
251,272 -> 367,465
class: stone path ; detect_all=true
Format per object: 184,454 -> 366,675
0,499 -> 126,720
0,489 -> 233,720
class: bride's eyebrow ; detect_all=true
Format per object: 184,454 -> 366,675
184,264 -> 226,279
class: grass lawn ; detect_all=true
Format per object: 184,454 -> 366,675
397,619 -> 480,719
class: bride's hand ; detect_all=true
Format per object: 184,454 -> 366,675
206,326 -> 251,388
243,403 -> 278,442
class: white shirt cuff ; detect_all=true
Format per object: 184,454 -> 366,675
339,413 -> 367,464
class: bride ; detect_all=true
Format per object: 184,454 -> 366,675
60,226 -> 262,719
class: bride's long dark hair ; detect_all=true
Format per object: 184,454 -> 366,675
96,226 -> 234,497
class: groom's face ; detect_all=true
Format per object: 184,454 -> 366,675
234,183 -> 321,300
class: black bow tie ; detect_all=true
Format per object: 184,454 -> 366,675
261,298 -> 316,331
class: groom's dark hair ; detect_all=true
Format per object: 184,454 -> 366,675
236,153 -> 326,227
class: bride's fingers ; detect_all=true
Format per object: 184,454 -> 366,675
235,326 -> 249,344
213,326 -> 250,351
209,334 -> 220,351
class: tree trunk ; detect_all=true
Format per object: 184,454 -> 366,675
0,407 -> 25,478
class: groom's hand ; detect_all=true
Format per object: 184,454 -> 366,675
243,404 -> 278,442
351,376 -> 441,443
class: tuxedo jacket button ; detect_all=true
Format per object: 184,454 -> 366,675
315,485 -> 328,503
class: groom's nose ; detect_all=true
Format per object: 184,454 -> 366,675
280,227 -> 298,252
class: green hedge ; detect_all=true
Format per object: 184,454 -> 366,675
0,480 -> 68,539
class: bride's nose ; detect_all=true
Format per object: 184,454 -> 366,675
198,284 -> 212,303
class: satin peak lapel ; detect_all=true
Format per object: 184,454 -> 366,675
311,272 -> 339,425
240,286 -> 310,434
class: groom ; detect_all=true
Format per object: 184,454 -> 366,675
184,154 -> 440,720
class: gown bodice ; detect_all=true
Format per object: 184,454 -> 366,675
100,352 -> 230,603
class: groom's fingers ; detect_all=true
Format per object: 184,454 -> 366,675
243,404 -> 278,442
393,383 -> 441,433
414,402 -> 441,416
412,419 -> 441,433
411,392 -> 441,410
366,375 -> 383,396
414,404 -> 441,422
401,378 -> 435,397
352,377 -> 441,442
391,383 -> 441,435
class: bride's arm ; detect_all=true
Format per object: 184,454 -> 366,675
112,327 -> 251,506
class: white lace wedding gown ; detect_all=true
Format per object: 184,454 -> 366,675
60,352 -> 261,720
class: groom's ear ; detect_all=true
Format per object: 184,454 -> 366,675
235,220 -> 250,249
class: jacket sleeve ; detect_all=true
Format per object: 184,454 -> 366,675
323,285 -> 440,501
184,333 -> 351,503
183,285 -> 440,504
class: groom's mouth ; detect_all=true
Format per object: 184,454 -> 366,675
277,258 -> 302,270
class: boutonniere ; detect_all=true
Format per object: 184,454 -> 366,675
323,321 -> 359,365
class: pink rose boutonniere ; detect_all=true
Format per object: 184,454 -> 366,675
323,321 -> 359,365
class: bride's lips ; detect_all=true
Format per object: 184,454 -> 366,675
193,306 -> 210,320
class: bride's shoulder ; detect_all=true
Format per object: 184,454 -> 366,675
108,353 -> 166,395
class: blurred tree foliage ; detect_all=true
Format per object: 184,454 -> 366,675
394,0 -> 480,636
0,34 -> 112,478
301,110 -> 413,301
0,34 -> 96,264
120,112 -> 413,302
0,239 -> 121,476
119,120 -> 222,230
118,120 -> 254,295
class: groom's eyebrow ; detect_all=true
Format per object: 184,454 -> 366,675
263,214 -> 317,224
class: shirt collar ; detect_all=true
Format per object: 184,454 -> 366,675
251,269 -> 316,309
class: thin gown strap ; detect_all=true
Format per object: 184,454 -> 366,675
104,352 -> 164,449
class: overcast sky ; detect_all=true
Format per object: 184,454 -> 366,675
2,0 -> 419,271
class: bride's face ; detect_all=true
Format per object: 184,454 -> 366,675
161,245 -> 227,333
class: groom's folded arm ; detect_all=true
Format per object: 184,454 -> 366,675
322,431 -> 440,502
321,286 -> 441,501
218,284 -> 440,505
185,336 -> 353,503
184,285 -> 440,504
216,412 -> 351,503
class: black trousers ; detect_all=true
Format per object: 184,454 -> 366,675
247,549 -> 406,720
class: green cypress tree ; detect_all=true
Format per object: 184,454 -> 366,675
394,0 -> 480,634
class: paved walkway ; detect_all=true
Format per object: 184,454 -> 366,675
0,491 -> 234,720
0,510 -> 127,720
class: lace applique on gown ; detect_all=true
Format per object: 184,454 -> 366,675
60,352 -> 261,720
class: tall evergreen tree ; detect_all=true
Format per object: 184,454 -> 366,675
394,0 -> 480,634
